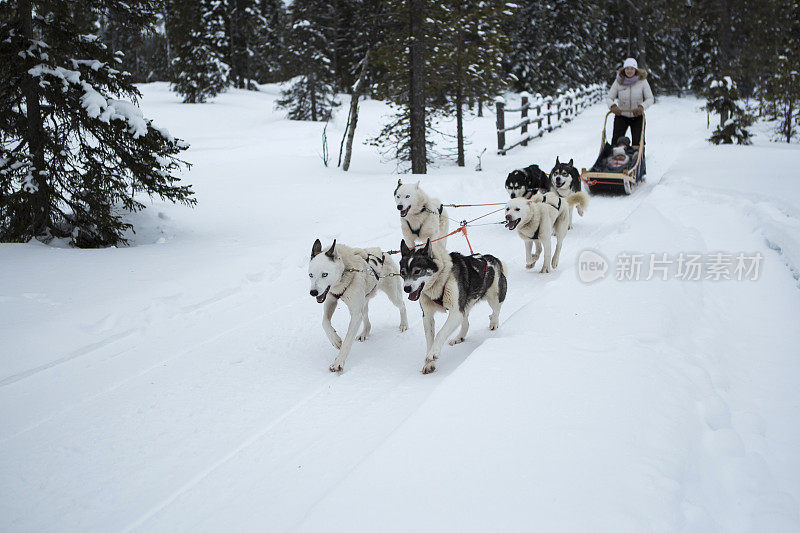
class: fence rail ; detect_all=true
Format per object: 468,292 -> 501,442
495,83 -> 606,155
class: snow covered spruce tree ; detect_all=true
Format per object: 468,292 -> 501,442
428,1 -> 512,166
227,0 -> 270,89
167,0 -> 230,103
249,0 -> 288,84
764,54 -> 800,143
0,0 -> 194,247
276,0 -> 338,121
506,0 -> 606,94
703,77 -> 754,145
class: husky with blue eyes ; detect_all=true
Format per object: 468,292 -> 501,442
393,180 -> 450,248
400,238 -> 507,374
308,239 -> 408,373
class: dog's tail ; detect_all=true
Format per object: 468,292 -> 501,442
566,191 -> 589,216
485,255 -> 508,303
497,259 -> 508,303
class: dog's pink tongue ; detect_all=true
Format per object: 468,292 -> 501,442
408,285 -> 423,301
316,287 -> 330,303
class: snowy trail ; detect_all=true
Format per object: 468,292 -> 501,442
2,86 -> 799,531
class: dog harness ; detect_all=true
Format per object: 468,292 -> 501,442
407,204 -> 444,237
518,195 -> 560,240
520,226 -> 541,240
333,253 -> 385,299
405,219 -> 423,237
541,196 -> 562,211
432,256 -> 489,308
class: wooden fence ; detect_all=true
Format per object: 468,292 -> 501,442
495,83 -> 606,155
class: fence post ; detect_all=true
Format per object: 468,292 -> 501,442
536,95 -> 542,133
556,93 -> 562,123
520,92 -> 529,147
546,97 -> 551,130
495,97 -> 505,154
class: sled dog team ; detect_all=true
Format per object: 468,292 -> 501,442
308,159 -> 589,374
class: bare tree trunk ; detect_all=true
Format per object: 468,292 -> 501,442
20,0 -> 49,237
718,0 -> 733,125
311,77 -> 318,122
408,0 -> 426,174
341,50 -> 370,171
455,19 -> 465,167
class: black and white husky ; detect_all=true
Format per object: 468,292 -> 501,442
308,239 -> 408,373
548,157 -> 585,228
393,180 -> 450,247
505,191 -> 588,272
505,164 -> 550,199
399,239 -> 507,374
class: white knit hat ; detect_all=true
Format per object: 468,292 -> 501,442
623,57 -> 638,69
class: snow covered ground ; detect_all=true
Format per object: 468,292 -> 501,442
1,83 -> 799,532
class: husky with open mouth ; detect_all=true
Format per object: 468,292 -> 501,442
400,238 -> 506,374
393,180 -> 450,248
505,191 -> 588,272
308,239 -> 408,373
548,157 -> 585,228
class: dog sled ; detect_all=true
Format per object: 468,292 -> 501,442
580,110 -> 645,195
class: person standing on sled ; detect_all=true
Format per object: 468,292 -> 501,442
606,57 -> 654,148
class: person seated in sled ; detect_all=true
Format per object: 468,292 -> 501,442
606,57 -> 654,148
603,136 -> 638,170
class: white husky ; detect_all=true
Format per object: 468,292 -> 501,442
393,180 -> 450,248
308,239 -> 408,372
504,191 -> 588,272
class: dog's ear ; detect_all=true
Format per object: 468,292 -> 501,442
400,239 -> 411,256
568,158 -> 574,167
424,238 -> 433,258
555,156 -> 560,166
311,238 -> 322,258
325,239 -> 336,259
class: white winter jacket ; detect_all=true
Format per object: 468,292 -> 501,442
606,69 -> 654,118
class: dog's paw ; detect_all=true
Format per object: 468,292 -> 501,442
357,333 -> 368,342
399,323 -> 409,332
525,262 -> 535,269
540,266 -> 551,274
329,362 -> 344,373
568,223 -> 574,230
422,360 -> 437,374
448,336 -> 465,346
489,322 -> 499,331
551,258 -> 559,269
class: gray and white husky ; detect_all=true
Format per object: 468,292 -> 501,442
505,191 -> 588,272
548,157 -> 586,229
399,239 -> 507,374
393,180 -> 450,248
308,239 -> 408,373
